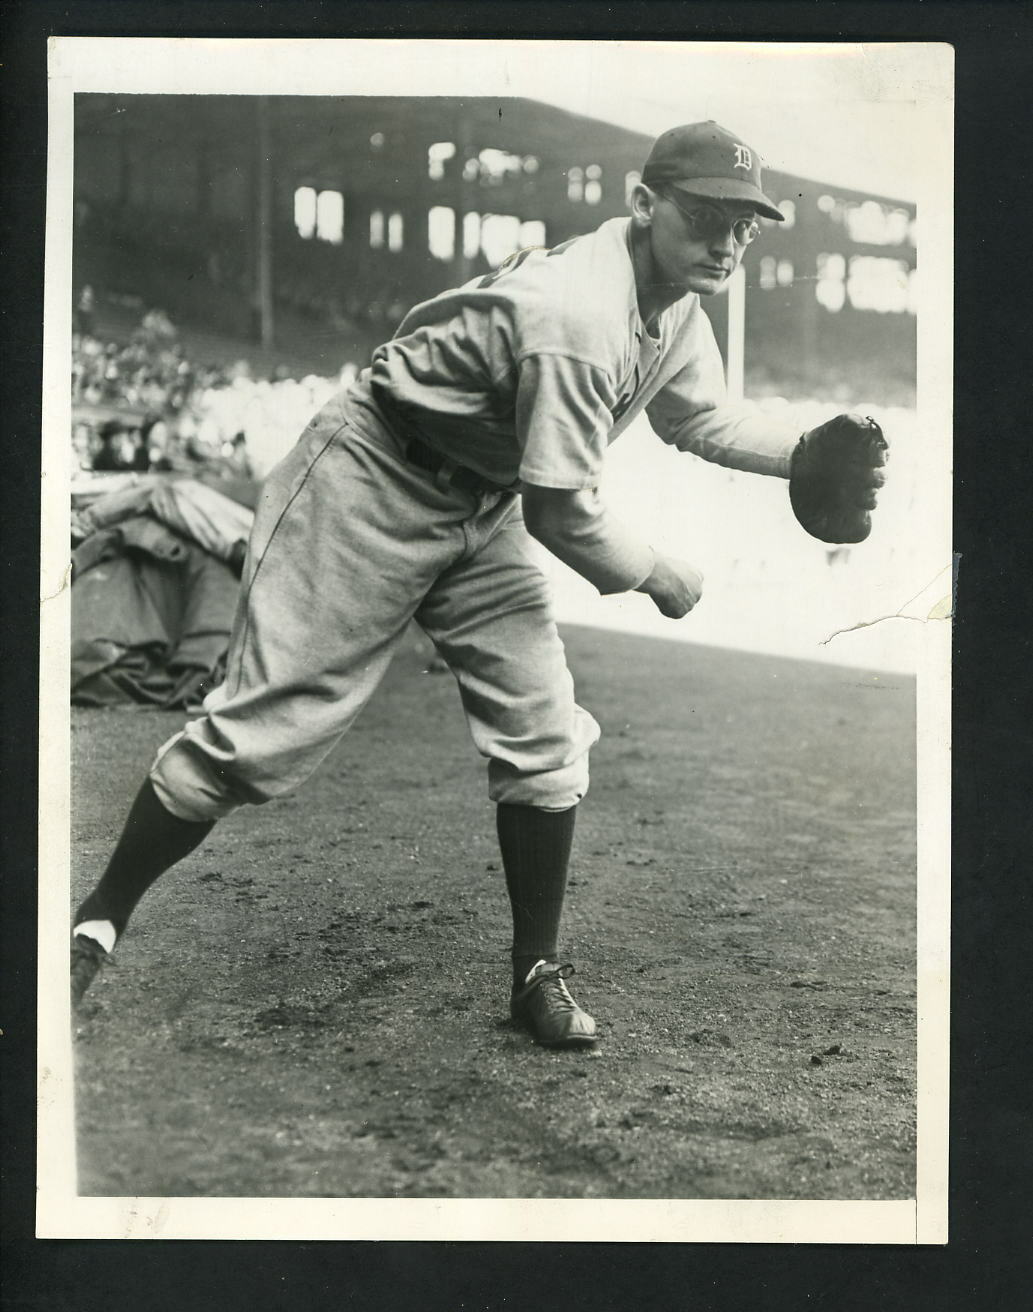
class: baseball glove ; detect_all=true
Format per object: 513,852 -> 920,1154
789,413 -> 888,544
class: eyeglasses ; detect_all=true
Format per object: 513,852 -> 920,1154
660,190 -> 761,246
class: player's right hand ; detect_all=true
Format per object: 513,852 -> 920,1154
636,553 -> 704,618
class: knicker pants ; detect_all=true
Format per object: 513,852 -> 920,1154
149,391 -> 600,821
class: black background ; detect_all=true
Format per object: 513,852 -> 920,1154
3,3 -> 1029,1308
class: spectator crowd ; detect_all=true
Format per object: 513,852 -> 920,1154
72,289 -> 355,483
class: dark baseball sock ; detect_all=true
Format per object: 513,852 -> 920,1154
73,778 -> 215,942
496,802 -> 577,988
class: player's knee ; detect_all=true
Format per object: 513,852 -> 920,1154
486,704 -> 600,808
149,732 -> 280,822
488,751 -> 593,810
488,763 -> 590,810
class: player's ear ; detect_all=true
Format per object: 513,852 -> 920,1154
629,184 -> 656,230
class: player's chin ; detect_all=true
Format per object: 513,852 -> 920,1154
686,266 -> 731,295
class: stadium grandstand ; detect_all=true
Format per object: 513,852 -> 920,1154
72,95 -> 916,462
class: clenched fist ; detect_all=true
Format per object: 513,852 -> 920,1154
636,553 -> 704,619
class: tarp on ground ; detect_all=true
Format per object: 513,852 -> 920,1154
70,507 -> 244,710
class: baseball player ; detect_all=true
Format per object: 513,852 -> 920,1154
71,122 -> 887,1047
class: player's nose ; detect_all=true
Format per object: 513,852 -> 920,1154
708,226 -> 735,257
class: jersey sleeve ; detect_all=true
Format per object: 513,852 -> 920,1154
514,353 -> 618,489
646,320 -> 800,478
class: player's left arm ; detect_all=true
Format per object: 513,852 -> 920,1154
645,329 -> 800,477
646,327 -> 889,543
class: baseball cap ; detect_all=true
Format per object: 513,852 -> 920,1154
641,122 -> 785,221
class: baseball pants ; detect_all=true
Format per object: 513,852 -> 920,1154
149,390 -> 601,822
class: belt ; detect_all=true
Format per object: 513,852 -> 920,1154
403,434 -> 513,497
371,382 -> 514,498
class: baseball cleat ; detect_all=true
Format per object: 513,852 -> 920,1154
71,933 -> 109,1007
510,960 -> 598,1048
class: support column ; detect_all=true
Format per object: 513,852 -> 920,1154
452,109 -> 476,285
254,97 -> 274,349
726,264 -> 746,401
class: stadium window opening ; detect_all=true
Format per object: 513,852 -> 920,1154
463,212 -> 481,260
428,207 -> 456,261
428,142 -> 457,181
316,191 -> 344,244
294,187 -> 344,244
568,165 -> 603,204
818,193 -> 915,248
759,257 -> 795,292
476,215 -> 547,267
462,148 -> 527,186
846,255 -> 912,313
816,251 -> 847,312
480,214 -> 521,267
294,186 -> 316,240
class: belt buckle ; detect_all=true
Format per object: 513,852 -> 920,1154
405,434 -> 499,498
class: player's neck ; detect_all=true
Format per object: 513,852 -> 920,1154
630,225 -> 680,332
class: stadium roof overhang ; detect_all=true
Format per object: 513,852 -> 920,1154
75,93 -> 652,189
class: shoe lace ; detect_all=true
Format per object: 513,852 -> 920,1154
532,963 -> 578,1012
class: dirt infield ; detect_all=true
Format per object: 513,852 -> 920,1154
71,626 -> 916,1200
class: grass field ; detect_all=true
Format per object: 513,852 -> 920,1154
71,625 -> 917,1201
